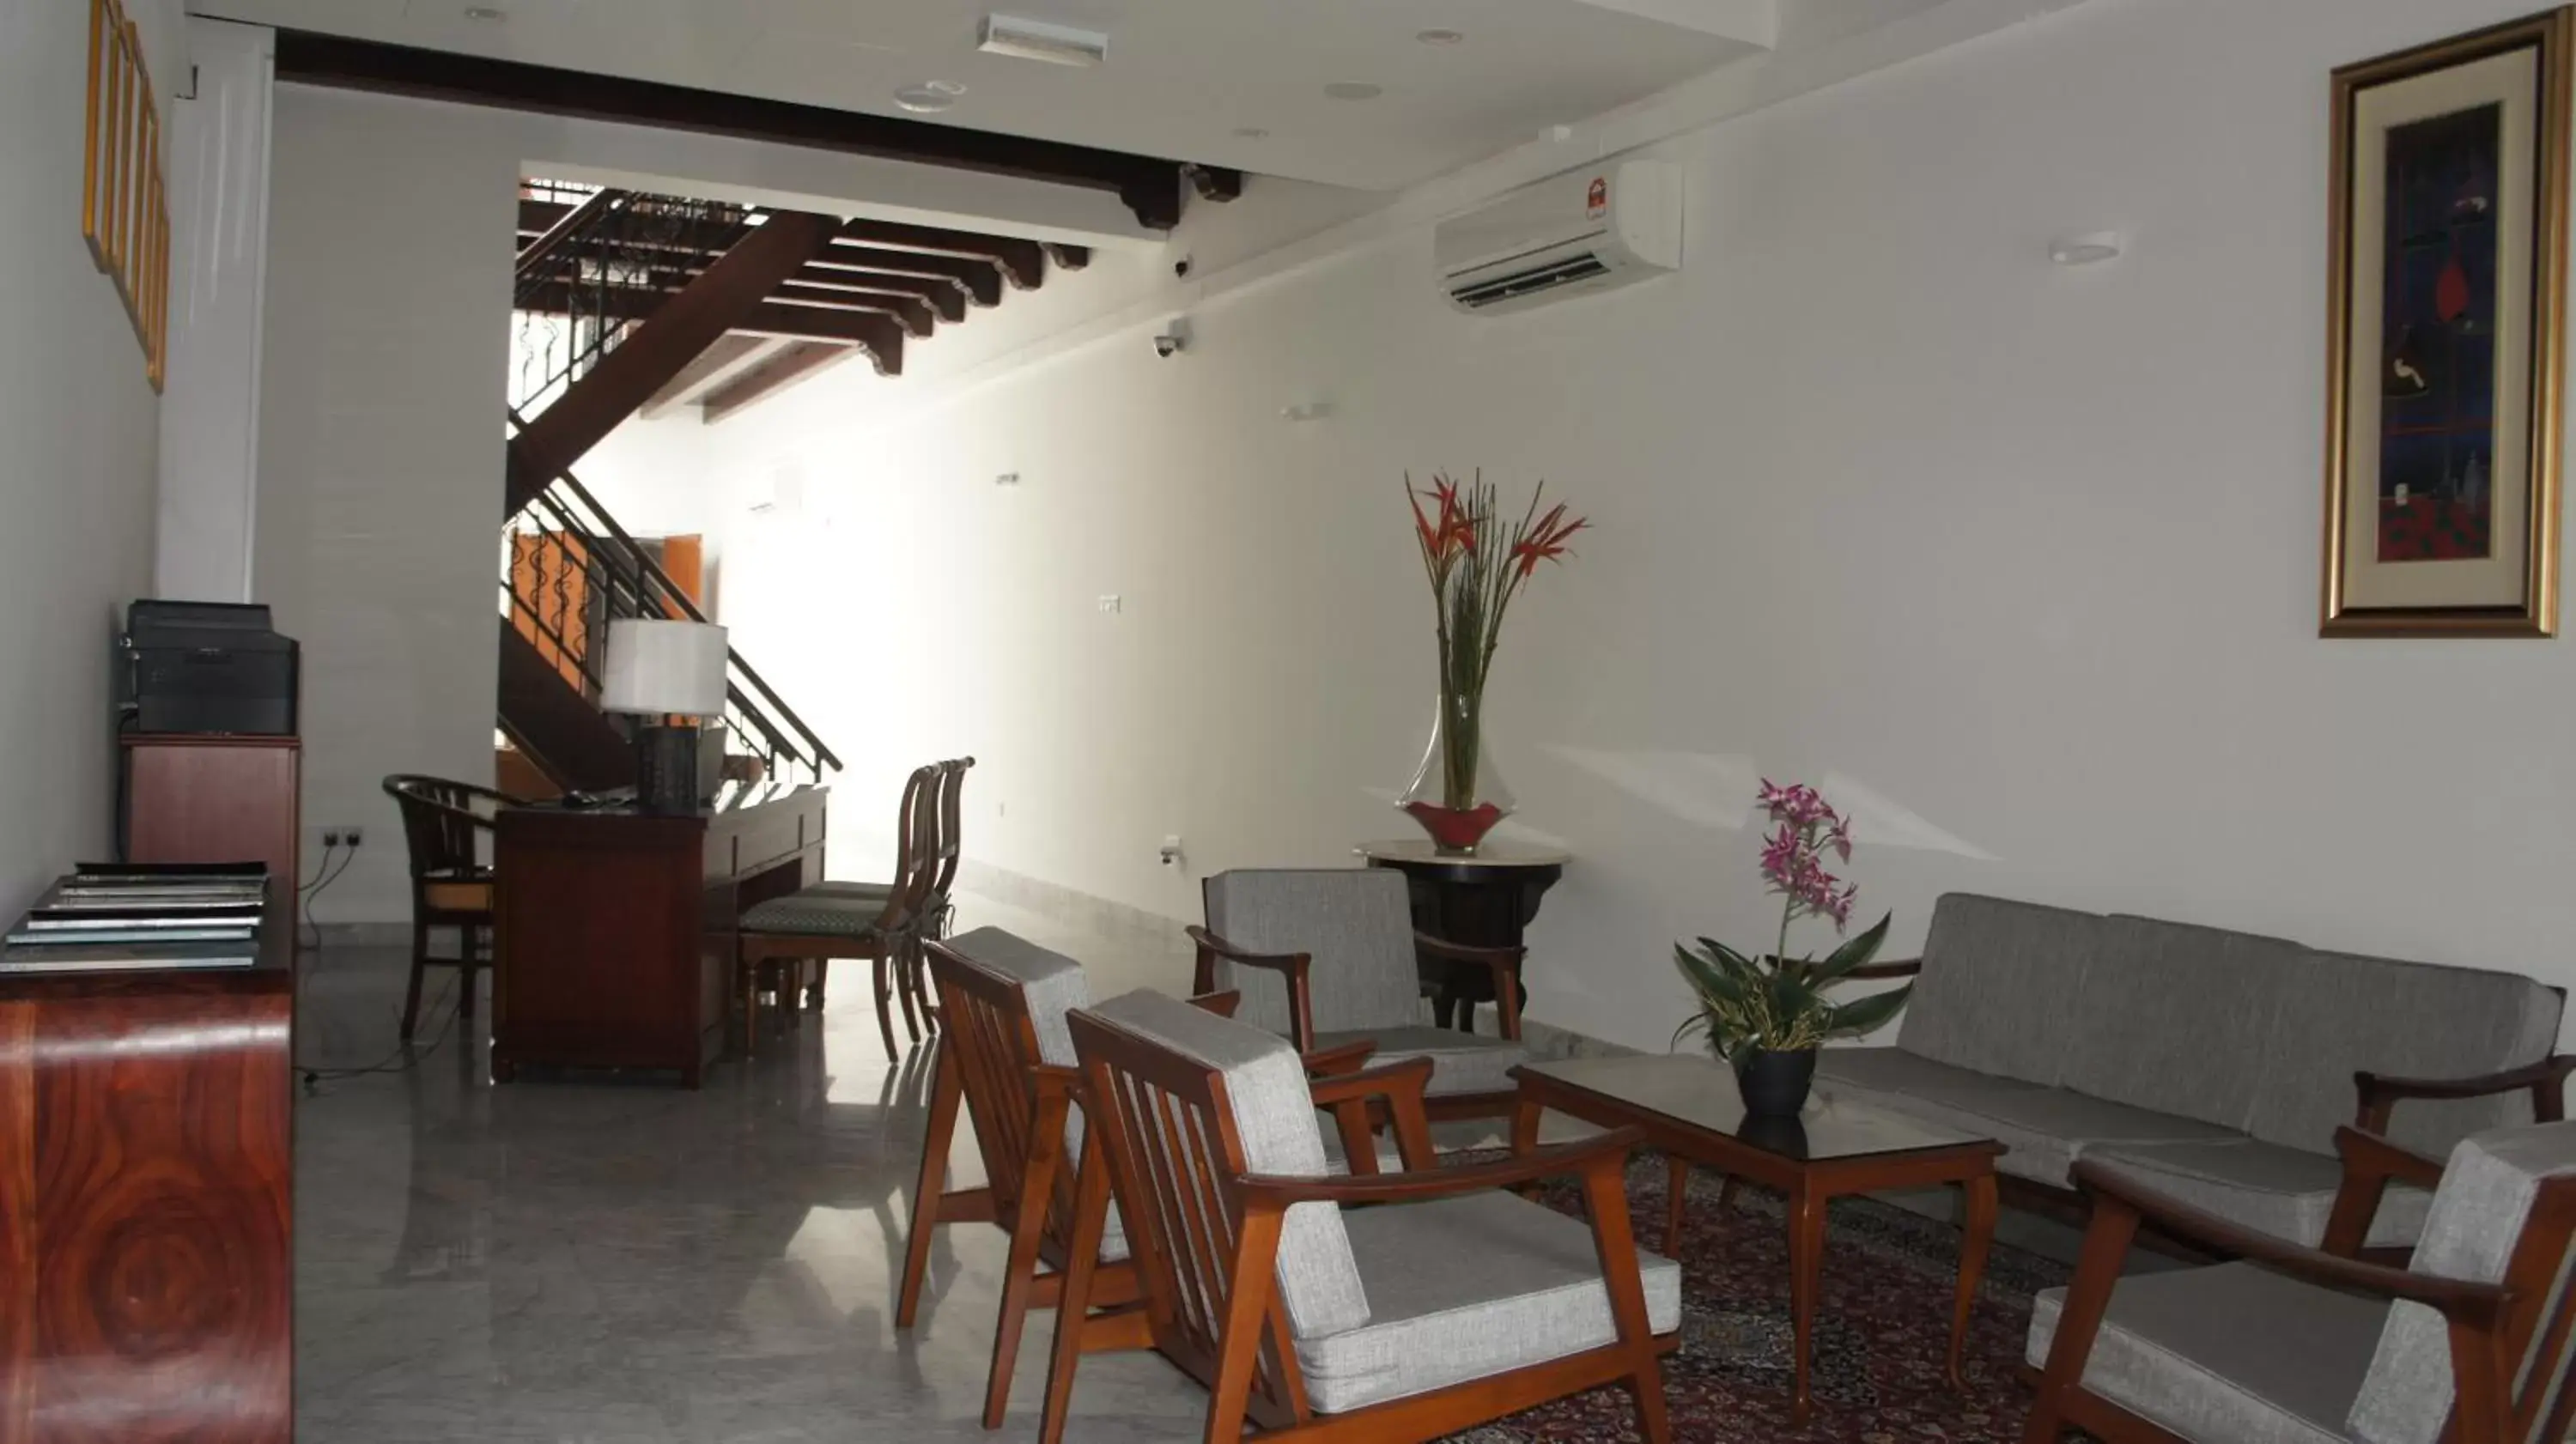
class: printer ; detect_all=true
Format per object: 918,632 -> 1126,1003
117,600 -> 301,737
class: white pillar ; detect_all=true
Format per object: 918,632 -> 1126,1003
155,18 -> 273,603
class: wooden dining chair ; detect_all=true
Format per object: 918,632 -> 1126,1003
381,774 -> 528,1040
734,763 -> 936,1058
1066,987 -> 1680,1444
799,755 -> 975,1041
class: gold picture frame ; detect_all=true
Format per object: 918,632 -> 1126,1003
2322,9 -> 2572,636
79,0 -> 168,391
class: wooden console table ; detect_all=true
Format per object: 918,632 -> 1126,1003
491,782 -> 825,1088
1358,839 -> 1568,1031
0,879 -> 295,1443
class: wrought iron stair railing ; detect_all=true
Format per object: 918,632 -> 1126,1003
501,183 -> 837,790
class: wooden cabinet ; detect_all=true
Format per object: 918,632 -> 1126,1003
122,734 -> 301,911
490,785 -> 824,1088
0,883 -> 295,1443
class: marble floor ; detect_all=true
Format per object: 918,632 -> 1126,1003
294,895 -> 1222,1444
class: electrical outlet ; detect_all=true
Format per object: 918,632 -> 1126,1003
1158,834 -> 1185,869
1097,594 -> 1123,615
344,826 -> 363,848
321,828 -> 342,848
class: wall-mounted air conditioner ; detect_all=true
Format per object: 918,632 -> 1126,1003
1434,160 -> 1683,315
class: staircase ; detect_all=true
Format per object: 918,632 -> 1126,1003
499,183 -> 842,792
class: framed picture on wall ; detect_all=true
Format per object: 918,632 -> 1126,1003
2322,9 -> 2573,636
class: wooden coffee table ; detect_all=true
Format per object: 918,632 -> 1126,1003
1510,1055 -> 2004,1425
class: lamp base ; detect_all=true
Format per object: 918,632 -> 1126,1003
635,724 -> 701,816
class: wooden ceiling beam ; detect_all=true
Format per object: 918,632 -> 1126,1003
837,219 -> 1044,288
817,245 -> 1001,306
703,342 -> 857,424
1042,243 -> 1092,271
276,29 -> 1217,229
769,282 -> 935,337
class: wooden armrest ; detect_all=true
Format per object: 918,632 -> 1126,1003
1413,931 -> 1524,1039
2358,1055 -> 2576,1103
1308,1056 -> 1433,1107
1189,925 -> 1317,1050
2073,1161 -> 2509,1323
1302,1039 -> 1377,1077
1239,1127 -> 1645,1207
1188,991 -> 1242,1018
1844,956 -> 1922,980
1033,1063 -> 1081,1097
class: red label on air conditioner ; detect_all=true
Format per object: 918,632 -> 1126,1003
1587,176 -> 1608,217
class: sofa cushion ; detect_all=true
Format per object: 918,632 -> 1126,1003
2028,1262 -> 2388,1444
2349,1123 -> 2576,1444
1309,1026 -> 1522,1097
2057,915 -> 2302,1132
1825,1061 -> 2239,1186
2086,1138 -> 2432,1250
2248,950 -> 2561,1161
1898,894 -> 2106,1085
1204,870 -> 1427,1038
1297,1191 -> 1681,1414
1815,1044 -> 2045,1101
1084,989 -> 1370,1338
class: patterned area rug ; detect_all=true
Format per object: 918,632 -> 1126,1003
1458,1156 -> 2073,1444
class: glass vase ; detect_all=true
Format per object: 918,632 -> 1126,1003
1398,689 -> 1515,854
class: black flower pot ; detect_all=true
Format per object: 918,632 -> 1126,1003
1734,1047 -> 1819,1118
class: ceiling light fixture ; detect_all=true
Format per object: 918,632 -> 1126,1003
894,84 -> 959,113
1322,82 -> 1383,101
1232,126 -> 1269,140
1415,28 -> 1465,45
978,14 -> 1110,67
463,5 -> 506,19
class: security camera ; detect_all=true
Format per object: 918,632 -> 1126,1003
1152,318 -> 1190,358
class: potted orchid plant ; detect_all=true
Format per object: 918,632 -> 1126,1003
1673,781 -> 1912,1116
1400,471 -> 1589,854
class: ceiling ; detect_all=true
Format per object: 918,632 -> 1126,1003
190,0 -> 1771,191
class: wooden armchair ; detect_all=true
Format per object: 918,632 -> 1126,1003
2022,1121 -> 2576,1444
1194,868 -> 1528,1121
1066,987 -> 1679,1444
382,774 -> 528,1039
897,931 -> 1438,1444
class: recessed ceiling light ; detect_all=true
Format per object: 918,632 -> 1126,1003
924,80 -> 968,96
1415,27 -> 1465,45
1322,82 -> 1383,101
1232,126 -> 1269,140
893,84 -> 959,113
463,5 -> 506,19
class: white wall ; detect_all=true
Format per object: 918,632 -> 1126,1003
0,0 -> 185,914
690,0 -> 2576,1053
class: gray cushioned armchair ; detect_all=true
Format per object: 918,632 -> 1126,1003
1066,987 -> 1680,1443
1194,868 -> 1529,1119
2022,1121 -> 2576,1444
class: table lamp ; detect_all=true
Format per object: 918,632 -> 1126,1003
600,618 -> 729,815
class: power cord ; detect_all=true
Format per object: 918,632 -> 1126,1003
299,972 -> 464,1091
298,840 -> 346,953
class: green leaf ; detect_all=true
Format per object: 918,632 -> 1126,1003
1701,938 -> 1766,983
1673,943 -> 1749,1010
1808,913 -> 1892,984
1826,982 -> 1914,1040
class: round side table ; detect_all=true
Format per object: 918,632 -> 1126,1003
1358,839 -> 1570,1033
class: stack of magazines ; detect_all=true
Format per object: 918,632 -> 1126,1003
2,865 -> 269,974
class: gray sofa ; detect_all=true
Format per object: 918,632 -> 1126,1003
1814,893 -> 2566,1247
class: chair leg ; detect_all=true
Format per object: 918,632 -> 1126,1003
399,920 -> 430,1041
896,1044 -> 963,1329
1718,1174 -> 1741,1214
459,948 -> 479,1023
896,938 -> 925,1044
872,956 -> 901,1059
984,1174 -> 1055,1429
739,951 -> 762,1059
807,959 -> 829,1009
1041,1140 -> 1118,1444
1663,1156 -> 1688,1257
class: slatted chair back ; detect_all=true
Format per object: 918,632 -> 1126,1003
1201,869 -> 1425,1039
1068,989 -> 1370,1432
2348,1124 -> 2576,1444
872,761 -> 940,933
925,929 -> 1091,1247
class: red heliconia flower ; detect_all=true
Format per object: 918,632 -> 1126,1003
1510,503 -> 1589,578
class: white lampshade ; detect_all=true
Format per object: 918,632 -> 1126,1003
600,619 -> 729,718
